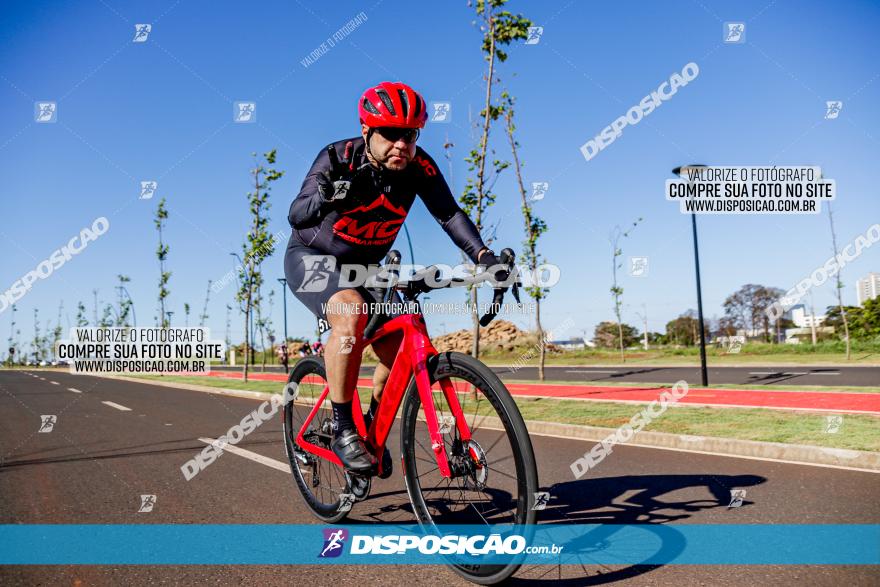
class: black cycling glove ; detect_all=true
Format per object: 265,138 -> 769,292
478,250 -> 511,287
317,142 -> 371,204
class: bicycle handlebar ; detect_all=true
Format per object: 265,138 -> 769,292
362,247 -> 521,333
477,248 -> 519,326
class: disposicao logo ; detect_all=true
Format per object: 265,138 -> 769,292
319,528 -> 348,558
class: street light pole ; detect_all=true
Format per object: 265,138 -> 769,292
277,278 -> 288,345
690,212 -> 709,386
673,165 -> 709,387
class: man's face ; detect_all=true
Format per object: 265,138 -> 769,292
362,124 -> 418,171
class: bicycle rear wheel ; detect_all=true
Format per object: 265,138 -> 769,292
400,351 -> 539,585
282,357 -> 351,523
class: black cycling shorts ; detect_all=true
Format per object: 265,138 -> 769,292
284,238 -> 404,324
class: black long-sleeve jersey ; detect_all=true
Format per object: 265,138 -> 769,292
287,136 -> 486,264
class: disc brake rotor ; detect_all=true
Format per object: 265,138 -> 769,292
462,439 -> 488,490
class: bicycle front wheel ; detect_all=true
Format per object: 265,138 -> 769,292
400,351 -> 539,585
282,356 -> 351,523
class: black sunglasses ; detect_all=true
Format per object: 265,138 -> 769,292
374,127 -> 420,144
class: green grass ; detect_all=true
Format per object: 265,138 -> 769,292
121,373 -> 880,452
476,340 -> 880,366
503,379 -> 880,394
492,396 -> 880,452
121,373 -> 290,395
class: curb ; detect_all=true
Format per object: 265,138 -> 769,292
481,363 -> 880,368
93,374 -> 880,473
522,420 -> 880,473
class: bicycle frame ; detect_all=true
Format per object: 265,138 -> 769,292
294,312 -> 473,478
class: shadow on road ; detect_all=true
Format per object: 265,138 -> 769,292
540,473 -> 765,523
508,473 -> 765,585
0,436 -> 281,470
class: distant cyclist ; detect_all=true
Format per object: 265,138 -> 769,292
284,81 -> 505,475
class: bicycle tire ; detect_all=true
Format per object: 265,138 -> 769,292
400,351 -> 539,585
282,356 -> 351,523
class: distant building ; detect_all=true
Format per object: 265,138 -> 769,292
551,338 -> 593,350
856,273 -> 880,306
790,305 -> 826,328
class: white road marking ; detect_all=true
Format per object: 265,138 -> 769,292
68,388 -> 83,394
566,369 -> 619,374
102,401 -> 132,412
198,437 -> 290,473
749,371 -> 808,376
50,381 -> 60,385
811,372 -> 840,376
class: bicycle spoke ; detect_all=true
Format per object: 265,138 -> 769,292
486,451 -> 515,467
479,430 -> 508,457
417,465 -> 441,480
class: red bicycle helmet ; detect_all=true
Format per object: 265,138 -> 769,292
359,81 -> 427,129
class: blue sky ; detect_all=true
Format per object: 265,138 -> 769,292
1,0 -> 879,349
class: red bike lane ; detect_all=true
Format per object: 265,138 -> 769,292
196,370 -> 880,415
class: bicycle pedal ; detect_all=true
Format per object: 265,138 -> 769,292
345,471 -> 371,501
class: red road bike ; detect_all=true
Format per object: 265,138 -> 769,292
282,249 -> 539,584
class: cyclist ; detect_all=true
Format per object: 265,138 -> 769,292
284,81 -> 505,476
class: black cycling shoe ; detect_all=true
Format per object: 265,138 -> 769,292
332,428 -> 377,473
377,446 -> 393,479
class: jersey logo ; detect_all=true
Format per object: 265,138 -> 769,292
413,155 -> 437,176
332,194 -> 407,246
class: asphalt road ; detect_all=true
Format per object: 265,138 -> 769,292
1,370 -> 877,586
210,364 -> 880,387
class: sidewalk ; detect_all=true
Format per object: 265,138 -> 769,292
197,370 -> 880,415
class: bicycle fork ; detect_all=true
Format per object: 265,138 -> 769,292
413,349 -> 475,479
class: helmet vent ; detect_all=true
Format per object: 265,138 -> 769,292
376,89 -> 395,115
362,98 -> 379,115
397,89 -> 409,118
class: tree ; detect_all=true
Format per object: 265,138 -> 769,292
502,91 -> 548,380
255,289 -> 276,370
461,0 -> 530,359
665,311 -> 703,346
236,149 -> 283,381
75,302 -> 89,327
827,203 -> 851,358
6,304 -> 17,366
154,198 -> 171,328
826,300 -> 880,340
722,284 -> 784,341
716,315 -> 738,338
51,301 -> 64,360
99,304 -> 114,328
115,274 -> 133,326
609,218 -> 642,361
224,304 -> 232,360
755,285 -> 785,342
593,321 -> 639,349
853,297 -> 880,338
183,303 -> 191,328
32,309 -> 44,363
199,280 -> 212,327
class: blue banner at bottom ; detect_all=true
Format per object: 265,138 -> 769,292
1,524 -> 878,565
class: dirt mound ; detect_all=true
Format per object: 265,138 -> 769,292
431,320 -> 557,354
362,320 -> 558,361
